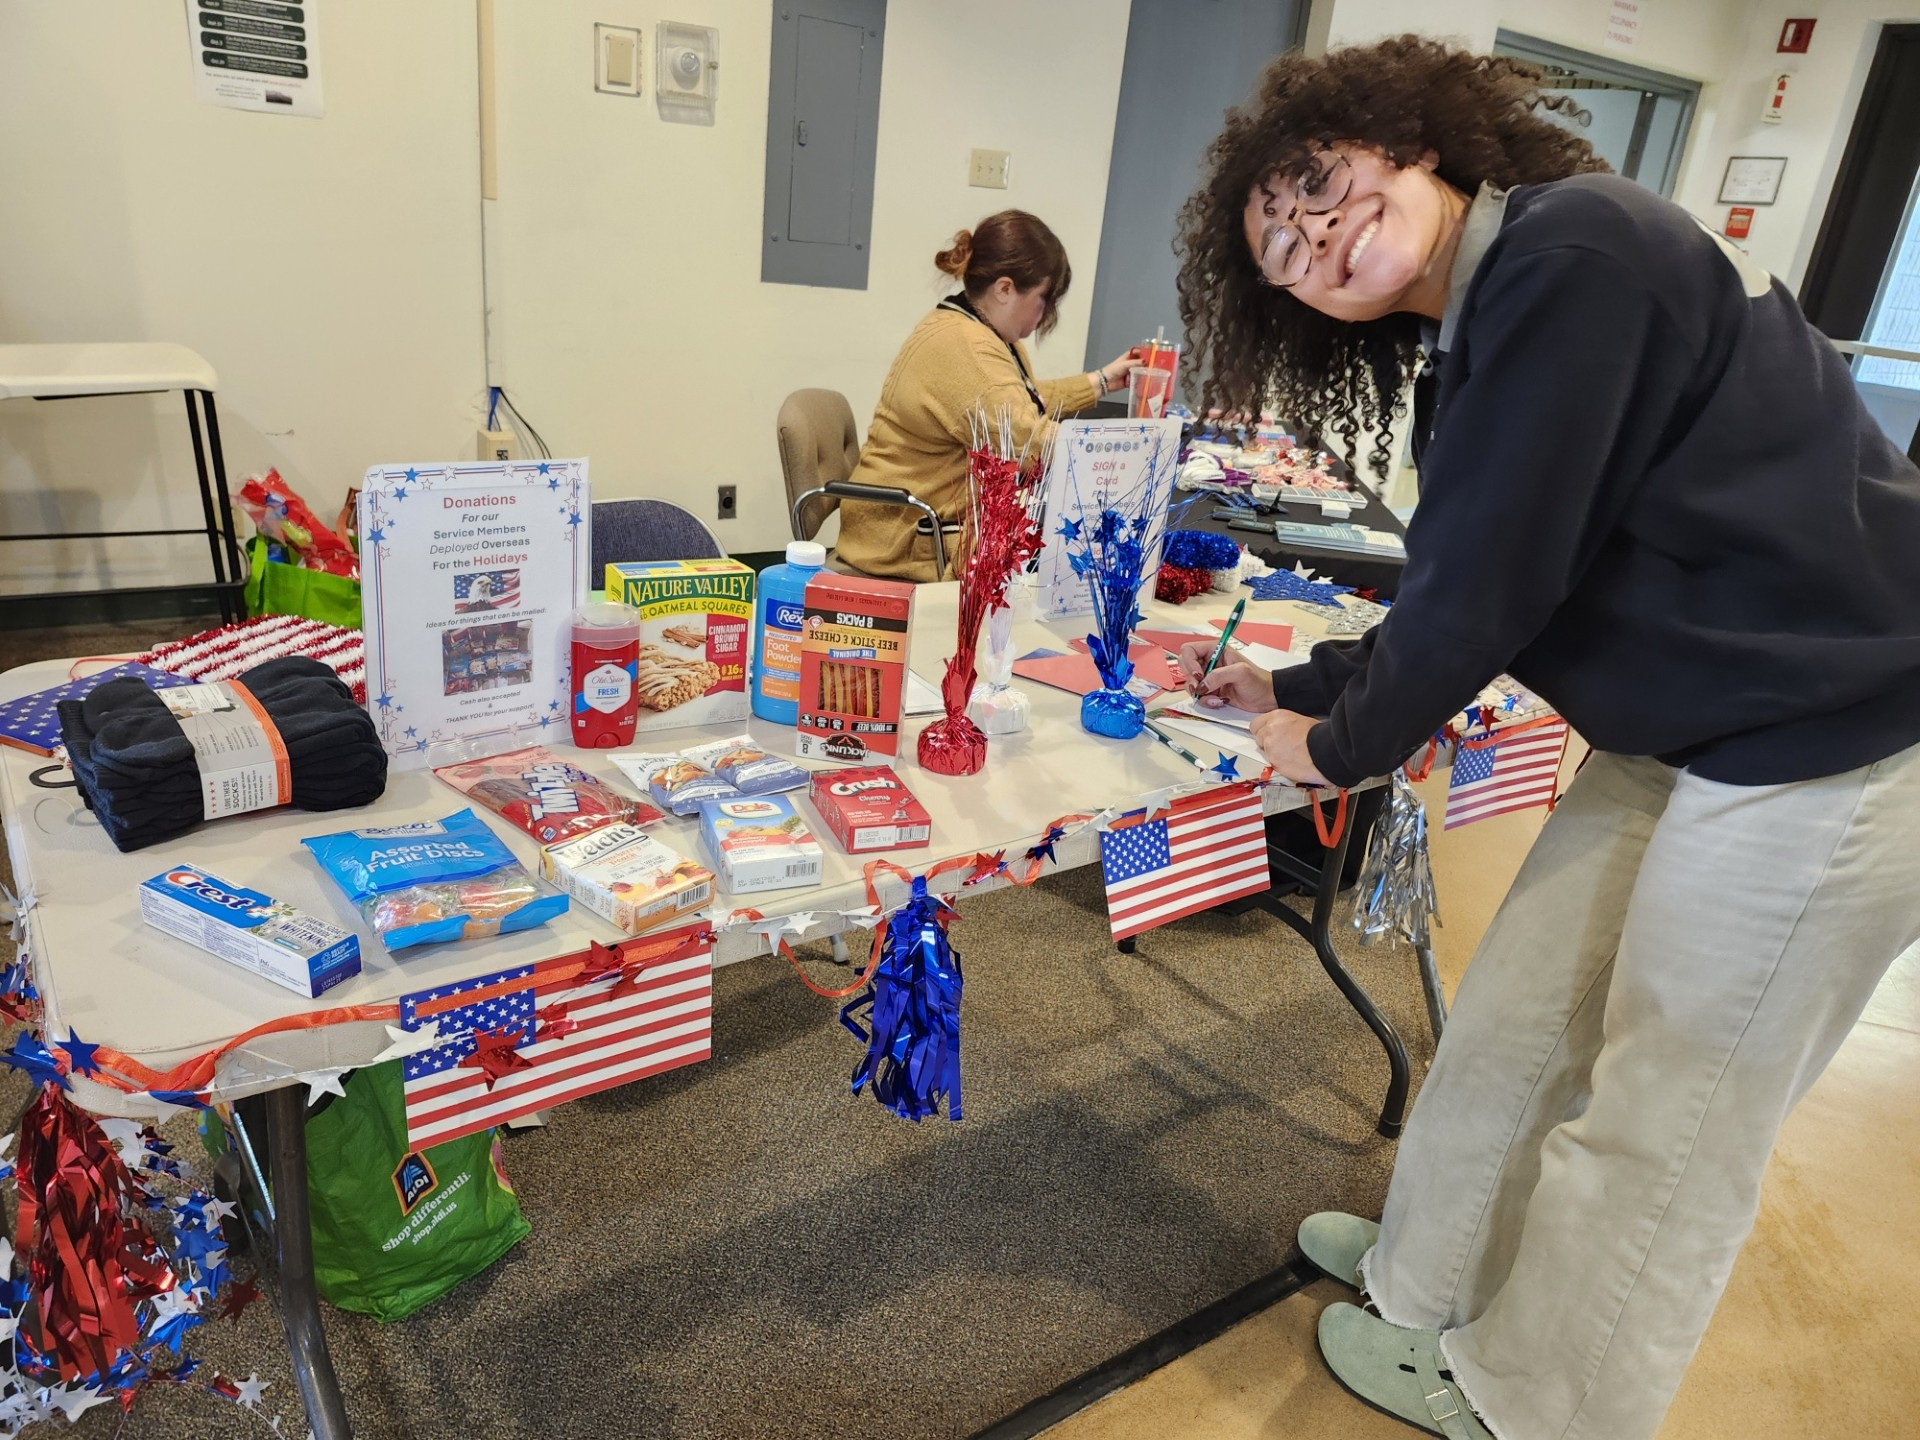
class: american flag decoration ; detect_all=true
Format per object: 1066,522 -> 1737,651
400,921 -> 712,1148
1444,719 -> 1570,830
453,569 -> 522,611
0,663 -> 193,757
1099,784 -> 1270,941
136,614 -> 367,706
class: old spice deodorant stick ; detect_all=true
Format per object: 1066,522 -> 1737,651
571,602 -> 641,748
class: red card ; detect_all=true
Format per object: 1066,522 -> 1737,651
1066,638 -> 1186,691
1012,651 -> 1170,699
1208,618 -> 1294,651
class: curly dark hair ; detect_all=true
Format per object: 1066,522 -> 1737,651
1176,36 -> 1611,475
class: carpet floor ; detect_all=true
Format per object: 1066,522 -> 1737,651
0,621 -> 1434,1439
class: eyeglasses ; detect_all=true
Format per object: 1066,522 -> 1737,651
1255,152 -> 1353,289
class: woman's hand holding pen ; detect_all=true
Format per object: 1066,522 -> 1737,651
1175,642 -> 1277,712
1175,641 -> 1327,783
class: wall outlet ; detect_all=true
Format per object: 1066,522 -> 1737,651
477,427 -> 517,462
969,148 -> 1011,189
716,484 -> 737,520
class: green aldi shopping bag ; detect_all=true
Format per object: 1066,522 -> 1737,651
243,534 -> 363,627
299,1059 -> 530,1321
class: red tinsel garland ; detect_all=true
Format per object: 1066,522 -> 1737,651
14,1085 -> 177,1380
918,449 -> 1044,776
1154,563 -> 1214,605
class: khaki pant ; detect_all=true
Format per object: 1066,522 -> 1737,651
1361,745 -> 1920,1440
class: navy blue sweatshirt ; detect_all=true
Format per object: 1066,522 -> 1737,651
1275,174 -> 1920,788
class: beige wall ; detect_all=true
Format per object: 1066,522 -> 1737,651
489,0 -> 1129,555
0,0 -> 1131,593
0,0 -> 487,595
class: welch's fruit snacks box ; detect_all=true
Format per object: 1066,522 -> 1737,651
139,864 -> 361,999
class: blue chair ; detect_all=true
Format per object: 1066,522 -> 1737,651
590,497 -> 724,576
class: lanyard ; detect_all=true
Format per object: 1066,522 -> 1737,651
939,295 -> 1045,415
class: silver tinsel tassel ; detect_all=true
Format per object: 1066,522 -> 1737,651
1350,771 -> 1440,947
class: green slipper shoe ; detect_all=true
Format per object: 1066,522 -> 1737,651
1296,1211 -> 1379,1289
1316,1302 -> 1494,1440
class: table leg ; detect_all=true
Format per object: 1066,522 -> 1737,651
183,391 -> 233,624
264,1086 -> 353,1440
1262,816 -> 1411,1139
1415,942 -> 1448,1044
200,391 -> 248,621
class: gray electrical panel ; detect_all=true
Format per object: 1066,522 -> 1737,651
762,0 -> 886,289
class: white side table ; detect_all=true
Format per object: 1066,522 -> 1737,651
0,342 -> 247,623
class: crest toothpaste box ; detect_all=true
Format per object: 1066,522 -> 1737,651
139,864 -> 361,999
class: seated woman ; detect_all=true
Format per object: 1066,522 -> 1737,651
834,210 -> 1139,581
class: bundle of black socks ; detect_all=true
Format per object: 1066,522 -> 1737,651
58,656 -> 387,853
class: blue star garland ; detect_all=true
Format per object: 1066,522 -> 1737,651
1244,570 -> 1355,607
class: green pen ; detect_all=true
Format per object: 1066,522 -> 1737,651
1142,718 -> 1210,771
1197,597 -> 1248,690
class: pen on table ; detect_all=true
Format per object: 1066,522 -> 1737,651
1141,718 -> 1210,771
1195,596 -> 1248,694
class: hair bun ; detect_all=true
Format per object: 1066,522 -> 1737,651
933,229 -> 974,278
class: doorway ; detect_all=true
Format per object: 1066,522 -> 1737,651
1493,31 -> 1699,197
1080,0 -> 1306,393
1800,24 -> 1920,462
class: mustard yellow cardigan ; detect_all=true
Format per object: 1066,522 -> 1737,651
835,306 -> 1098,582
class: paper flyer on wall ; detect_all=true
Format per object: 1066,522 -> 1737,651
184,0 -> 324,118
1034,418 -> 1182,618
359,459 -> 590,770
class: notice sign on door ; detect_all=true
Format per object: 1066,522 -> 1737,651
185,0 -> 324,117
1604,0 -> 1645,52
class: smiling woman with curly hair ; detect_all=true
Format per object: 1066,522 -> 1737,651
1171,33 -> 1920,1440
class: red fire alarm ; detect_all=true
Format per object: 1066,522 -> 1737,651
1725,206 -> 1755,240
1778,18 -> 1815,53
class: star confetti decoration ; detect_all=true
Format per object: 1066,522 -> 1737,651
304,1070 -> 349,1105
583,939 -> 627,984
1244,570 -> 1355,607
533,1006 -> 581,1044
1026,824 -> 1068,865
216,1276 -> 262,1325
233,1372 -> 269,1409
463,1028 -> 532,1088
964,851 -> 1007,886
371,1020 -> 441,1064
2,1032 -> 69,1091
1211,753 -> 1241,781
52,1028 -> 104,1077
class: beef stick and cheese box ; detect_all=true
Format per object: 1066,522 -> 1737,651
796,573 -> 914,762
808,766 -> 931,854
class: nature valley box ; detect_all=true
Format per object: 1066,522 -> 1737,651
602,558 -> 754,732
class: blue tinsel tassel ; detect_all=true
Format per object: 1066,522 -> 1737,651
839,876 -> 964,1122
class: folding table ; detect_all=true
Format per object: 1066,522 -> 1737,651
0,585 -> 1412,1438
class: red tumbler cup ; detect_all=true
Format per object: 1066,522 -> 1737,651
571,602 -> 641,748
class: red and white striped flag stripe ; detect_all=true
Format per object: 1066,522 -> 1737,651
1100,784 -> 1271,941
1444,720 -> 1570,829
401,926 -> 712,1149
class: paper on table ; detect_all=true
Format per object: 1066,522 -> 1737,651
1154,701 -> 1259,730
1150,711 -> 1268,769
904,670 -> 944,716
1065,638 -> 1187,692
1208,618 -> 1295,651
1011,651 -> 1166,700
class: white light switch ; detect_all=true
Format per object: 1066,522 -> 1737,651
969,148 -> 1011,189
595,24 -> 643,96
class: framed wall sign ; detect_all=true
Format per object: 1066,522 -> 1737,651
1718,156 -> 1787,205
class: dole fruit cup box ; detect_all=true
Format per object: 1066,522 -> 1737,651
796,573 -> 914,762
808,765 -> 932,854
699,794 -> 824,895
602,558 -> 754,733
540,822 -> 715,935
